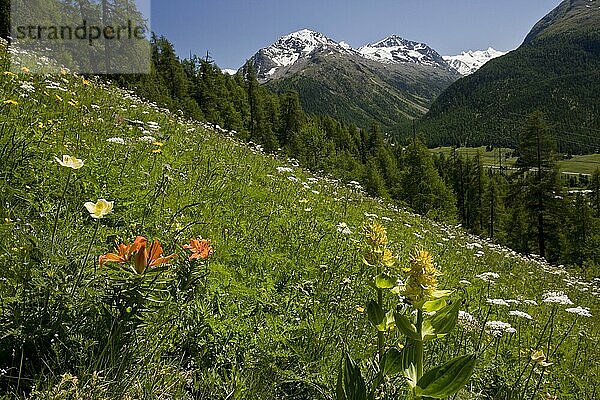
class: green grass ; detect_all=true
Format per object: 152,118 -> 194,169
431,146 -> 600,176
1,47 -> 599,399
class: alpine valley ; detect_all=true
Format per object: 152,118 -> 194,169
239,29 -> 497,131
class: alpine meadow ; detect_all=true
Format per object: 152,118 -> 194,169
1,1 -> 599,399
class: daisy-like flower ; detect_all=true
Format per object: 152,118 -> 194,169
404,248 -> 438,304
509,310 -> 533,320
183,238 -> 214,261
84,199 -> 114,219
565,306 -> 592,318
542,291 -> 573,305
55,155 -> 84,169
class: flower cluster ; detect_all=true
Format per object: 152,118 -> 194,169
99,237 -> 213,274
542,291 -> 573,305
362,222 -> 395,268
485,320 -> 516,337
403,248 -> 439,304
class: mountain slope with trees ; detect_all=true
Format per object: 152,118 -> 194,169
420,0 -> 600,153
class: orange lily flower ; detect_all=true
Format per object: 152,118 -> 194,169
99,236 -> 147,266
183,238 -> 214,261
133,239 -> 177,274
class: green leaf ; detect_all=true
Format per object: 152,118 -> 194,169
382,348 -> 403,376
416,354 -> 476,399
367,300 -> 386,331
374,273 -> 395,289
432,290 -> 453,299
336,352 -> 368,400
401,343 -> 418,388
422,298 -> 446,312
394,312 -> 420,341
422,301 -> 461,341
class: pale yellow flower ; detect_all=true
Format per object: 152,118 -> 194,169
531,350 -> 553,367
84,199 -> 114,219
54,155 -> 84,169
20,66 -> 30,74
3,99 -> 18,105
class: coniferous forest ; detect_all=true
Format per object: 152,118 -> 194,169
115,36 -> 600,277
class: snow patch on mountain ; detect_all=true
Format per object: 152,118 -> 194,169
443,48 -> 506,76
251,29 -> 355,80
358,35 -> 451,70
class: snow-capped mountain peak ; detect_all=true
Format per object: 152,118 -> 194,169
358,35 -> 451,70
250,29 -> 354,81
443,47 -> 506,76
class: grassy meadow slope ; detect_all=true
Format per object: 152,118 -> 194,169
0,45 -> 599,399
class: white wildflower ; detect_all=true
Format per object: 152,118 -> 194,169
336,222 -> 353,235
458,311 -> 480,332
276,166 -> 293,173
487,298 -> 510,307
106,137 -> 126,145
485,321 -> 515,337
542,291 -> 573,305
509,310 -> 533,320
476,272 -> 500,283
565,306 -> 592,318
139,135 -> 157,143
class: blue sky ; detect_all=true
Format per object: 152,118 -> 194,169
151,0 -> 562,69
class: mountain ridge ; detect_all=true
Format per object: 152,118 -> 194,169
421,0 -> 600,153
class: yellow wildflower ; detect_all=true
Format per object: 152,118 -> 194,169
364,247 -> 395,267
84,199 -> 114,219
531,350 -> 553,367
3,71 -> 15,76
54,155 -> 84,169
404,248 -> 439,304
68,99 -> 78,107
20,66 -> 30,74
38,122 -> 44,129
55,94 -> 63,102
82,79 -> 90,86
152,141 -> 163,147
363,222 -> 388,247
3,99 -> 18,105
152,148 -> 162,154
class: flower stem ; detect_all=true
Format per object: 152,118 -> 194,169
50,170 -> 72,253
71,218 -> 100,296
416,309 -> 424,381
376,266 -> 384,364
